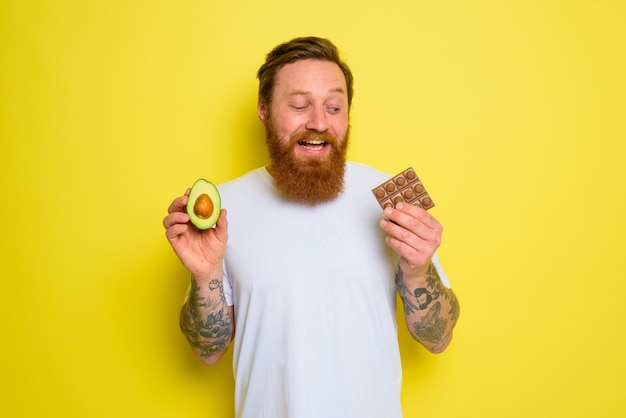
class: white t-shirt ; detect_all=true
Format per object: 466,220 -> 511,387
218,162 -> 448,418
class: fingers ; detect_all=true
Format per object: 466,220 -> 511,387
163,210 -> 190,230
167,193 -> 189,215
164,221 -> 189,240
215,209 -> 228,228
379,202 -> 442,260
387,202 -> 440,231
213,209 -> 229,242
164,189 -> 192,229
163,205 -> 227,238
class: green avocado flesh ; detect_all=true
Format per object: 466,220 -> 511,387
187,179 -> 221,230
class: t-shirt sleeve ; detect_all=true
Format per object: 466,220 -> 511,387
432,251 -> 452,289
222,265 -> 235,306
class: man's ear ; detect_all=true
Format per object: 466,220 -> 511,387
257,101 -> 268,125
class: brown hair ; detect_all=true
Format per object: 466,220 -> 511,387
257,36 -> 354,108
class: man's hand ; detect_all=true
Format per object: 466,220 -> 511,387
378,202 -> 442,279
163,189 -> 229,281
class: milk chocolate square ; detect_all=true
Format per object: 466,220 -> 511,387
371,167 -> 435,210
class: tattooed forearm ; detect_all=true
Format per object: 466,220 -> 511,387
397,262 -> 460,352
180,278 -> 233,361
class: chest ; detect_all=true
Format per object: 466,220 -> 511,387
224,196 -> 398,300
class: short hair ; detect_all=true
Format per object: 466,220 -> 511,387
257,36 -> 354,108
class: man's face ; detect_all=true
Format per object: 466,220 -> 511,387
259,59 -> 350,205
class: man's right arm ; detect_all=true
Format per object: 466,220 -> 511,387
164,191 -> 232,365
180,274 -> 235,365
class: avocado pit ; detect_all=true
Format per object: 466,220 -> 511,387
193,193 -> 213,218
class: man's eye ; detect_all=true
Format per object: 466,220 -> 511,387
326,106 -> 341,114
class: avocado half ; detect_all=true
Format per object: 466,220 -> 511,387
186,178 -> 221,230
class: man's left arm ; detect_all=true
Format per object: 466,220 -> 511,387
379,202 -> 460,353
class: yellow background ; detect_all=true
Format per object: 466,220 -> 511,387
2,0 -> 624,416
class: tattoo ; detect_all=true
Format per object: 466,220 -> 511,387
180,278 -> 232,359
413,301 -> 447,343
397,262 -> 460,346
413,287 -> 433,310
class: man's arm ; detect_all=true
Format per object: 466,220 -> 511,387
396,262 -> 459,353
163,191 -> 233,365
180,274 -> 235,365
378,202 -> 459,353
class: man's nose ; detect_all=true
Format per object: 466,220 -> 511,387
305,106 -> 328,132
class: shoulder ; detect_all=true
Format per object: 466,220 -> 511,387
218,167 -> 270,192
341,162 -> 392,210
216,167 -> 274,206
345,162 -> 391,189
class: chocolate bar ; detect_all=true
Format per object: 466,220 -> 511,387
372,167 -> 435,210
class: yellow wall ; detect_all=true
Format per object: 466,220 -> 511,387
2,0 -> 625,416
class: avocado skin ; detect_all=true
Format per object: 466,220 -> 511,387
186,179 -> 221,229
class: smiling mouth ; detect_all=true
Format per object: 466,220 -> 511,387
298,140 -> 327,151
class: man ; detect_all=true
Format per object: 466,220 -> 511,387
163,36 -> 460,418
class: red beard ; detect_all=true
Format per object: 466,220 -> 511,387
264,118 -> 350,205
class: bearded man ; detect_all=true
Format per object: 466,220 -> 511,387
163,36 -> 460,418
